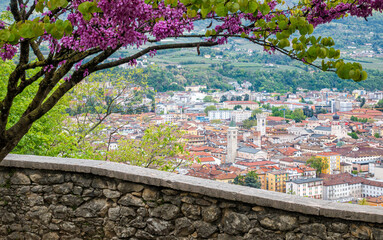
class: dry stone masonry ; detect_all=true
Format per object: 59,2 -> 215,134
0,154 -> 382,239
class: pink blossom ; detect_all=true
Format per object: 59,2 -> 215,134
83,69 -> 89,77
0,44 -> 17,61
149,49 -> 157,57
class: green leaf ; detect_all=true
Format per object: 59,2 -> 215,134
19,23 -> 35,39
201,7 -> 210,18
63,21 -> 73,35
78,1 -> 92,15
239,0 -> 248,8
298,26 -> 307,35
279,20 -> 287,30
308,24 -> 314,34
318,47 -> 327,58
45,23 -> 55,34
0,29 -> 11,42
50,27 -> 64,39
334,49 -> 340,59
215,4 -> 228,17
83,13 -> 92,21
231,2 -> 240,12
307,46 -> 317,57
259,3 -> 270,15
7,31 -> 20,44
36,0 -> 45,12
248,1 -> 258,12
278,38 -> 290,48
187,9 -> 197,17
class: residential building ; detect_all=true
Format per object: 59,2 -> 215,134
286,178 -> 323,199
316,152 -> 340,174
322,173 -> 383,202
208,110 -> 232,120
223,101 -> 259,110
266,171 -> 289,193
237,147 -> 268,160
340,162 -> 352,174
231,110 -> 252,123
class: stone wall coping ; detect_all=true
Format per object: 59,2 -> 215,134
2,154 -> 383,223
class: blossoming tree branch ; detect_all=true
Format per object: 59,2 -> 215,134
0,0 -> 382,161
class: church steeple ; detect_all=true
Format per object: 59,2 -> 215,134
226,121 -> 237,163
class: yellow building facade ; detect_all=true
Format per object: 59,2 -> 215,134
316,152 -> 340,174
266,171 -> 288,193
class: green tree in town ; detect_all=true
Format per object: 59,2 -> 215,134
242,119 -> 257,129
376,99 -> 383,112
220,95 -> 228,103
291,109 -> 306,122
108,123 -> 191,171
203,96 -> 217,103
374,133 -> 381,138
244,94 -> 250,101
306,156 -> 329,175
233,105 -> 242,110
359,98 -> 366,108
348,132 -> 359,139
250,109 -> 263,120
204,106 -> 217,115
210,119 -> 222,124
233,171 -> 261,188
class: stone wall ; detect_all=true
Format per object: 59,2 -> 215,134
0,154 -> 382,240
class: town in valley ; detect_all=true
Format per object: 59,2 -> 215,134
68,80 -> 383,207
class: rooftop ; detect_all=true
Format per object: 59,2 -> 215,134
289,178 -> 324,184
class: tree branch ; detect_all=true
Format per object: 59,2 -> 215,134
30,41 -> 45,61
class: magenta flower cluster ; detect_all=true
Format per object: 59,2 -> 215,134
0,44 -> 17,61
306,0 -> 383,27
1,0 -> 383,62
59,0 -> 193,52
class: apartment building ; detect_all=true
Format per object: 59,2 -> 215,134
266,171 -> 289,193
286,178 -> 323,199
316,152 -> 340,174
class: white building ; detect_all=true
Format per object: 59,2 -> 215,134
286,178 -> 323,199
313,126 -> 331,135
208,110 -> 232,120
323,173 -> 383,202
336,146 -> 383,164
231,110 -> 252,123
331,101 -> 353,113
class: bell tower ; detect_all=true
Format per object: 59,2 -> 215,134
256,113 -> 267,136
226,121 -> 238,163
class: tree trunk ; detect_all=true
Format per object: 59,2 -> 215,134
0,124 -> 32,162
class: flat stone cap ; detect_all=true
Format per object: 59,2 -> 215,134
2,154 -> 383,223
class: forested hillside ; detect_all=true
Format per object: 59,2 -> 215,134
112,64 -> 383,93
